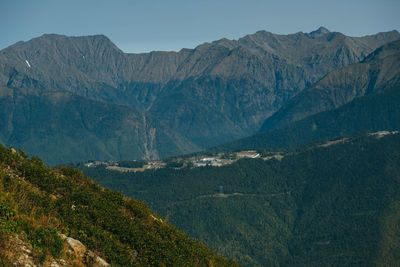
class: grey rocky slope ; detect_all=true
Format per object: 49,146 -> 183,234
260,39 -> 400,132
149,28 -> 399,146
0,28 -> 399,158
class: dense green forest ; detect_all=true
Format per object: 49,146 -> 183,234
81,133 -> 400,266
0,144 -> 236,266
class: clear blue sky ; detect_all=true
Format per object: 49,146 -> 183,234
1,0 -> 399,53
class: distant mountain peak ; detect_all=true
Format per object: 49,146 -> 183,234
28,33 -> 115,46
6,33 -> 123,61
39,33 -> 109,39
317,26 -> 330,32
40,33 -> 67,38
309,26 -> 330,38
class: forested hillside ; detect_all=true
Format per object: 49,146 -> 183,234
0,144 -> 236,266
81,133 -> 400,266
0,86 -> 198,165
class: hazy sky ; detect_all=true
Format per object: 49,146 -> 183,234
1,0 -> 399,53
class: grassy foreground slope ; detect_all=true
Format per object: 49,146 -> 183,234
0,144 -> 236,266
82,133 -> 400,266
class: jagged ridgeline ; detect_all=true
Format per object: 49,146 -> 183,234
216,39 -> 400,152
0,145 -> 237,266
1,28 -> 399,164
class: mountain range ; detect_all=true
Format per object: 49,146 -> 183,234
217,39 -> 400,151
0,27 -> 399,164
260,39 -> 400,131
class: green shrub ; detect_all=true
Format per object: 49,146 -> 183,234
32,227 -> 63,259
0,199 -> 17,234
0,200 -> 15,220
58,166 -> 86,180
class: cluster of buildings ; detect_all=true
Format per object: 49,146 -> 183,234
194,157 -> 222,167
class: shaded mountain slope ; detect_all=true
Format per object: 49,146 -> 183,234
0,144 -> 236,266
216,84 -> 400,152
81,133 -> 400,266
261,39 -> 400,131
0,86 -> 198,165
149,29 -> 400,146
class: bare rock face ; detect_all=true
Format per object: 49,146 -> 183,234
6,235 -> 35,267
61,234 -> 87,259
3,233 -> 110,267
85,251 -> 110,267
60,234 -> 110,267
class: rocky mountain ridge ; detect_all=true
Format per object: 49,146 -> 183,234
0,28 -> 399,163
2,28 -> 398,115
260,39 -> 400,131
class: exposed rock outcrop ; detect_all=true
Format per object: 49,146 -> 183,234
60,234 -> 110,267
4,234 -> 109,267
